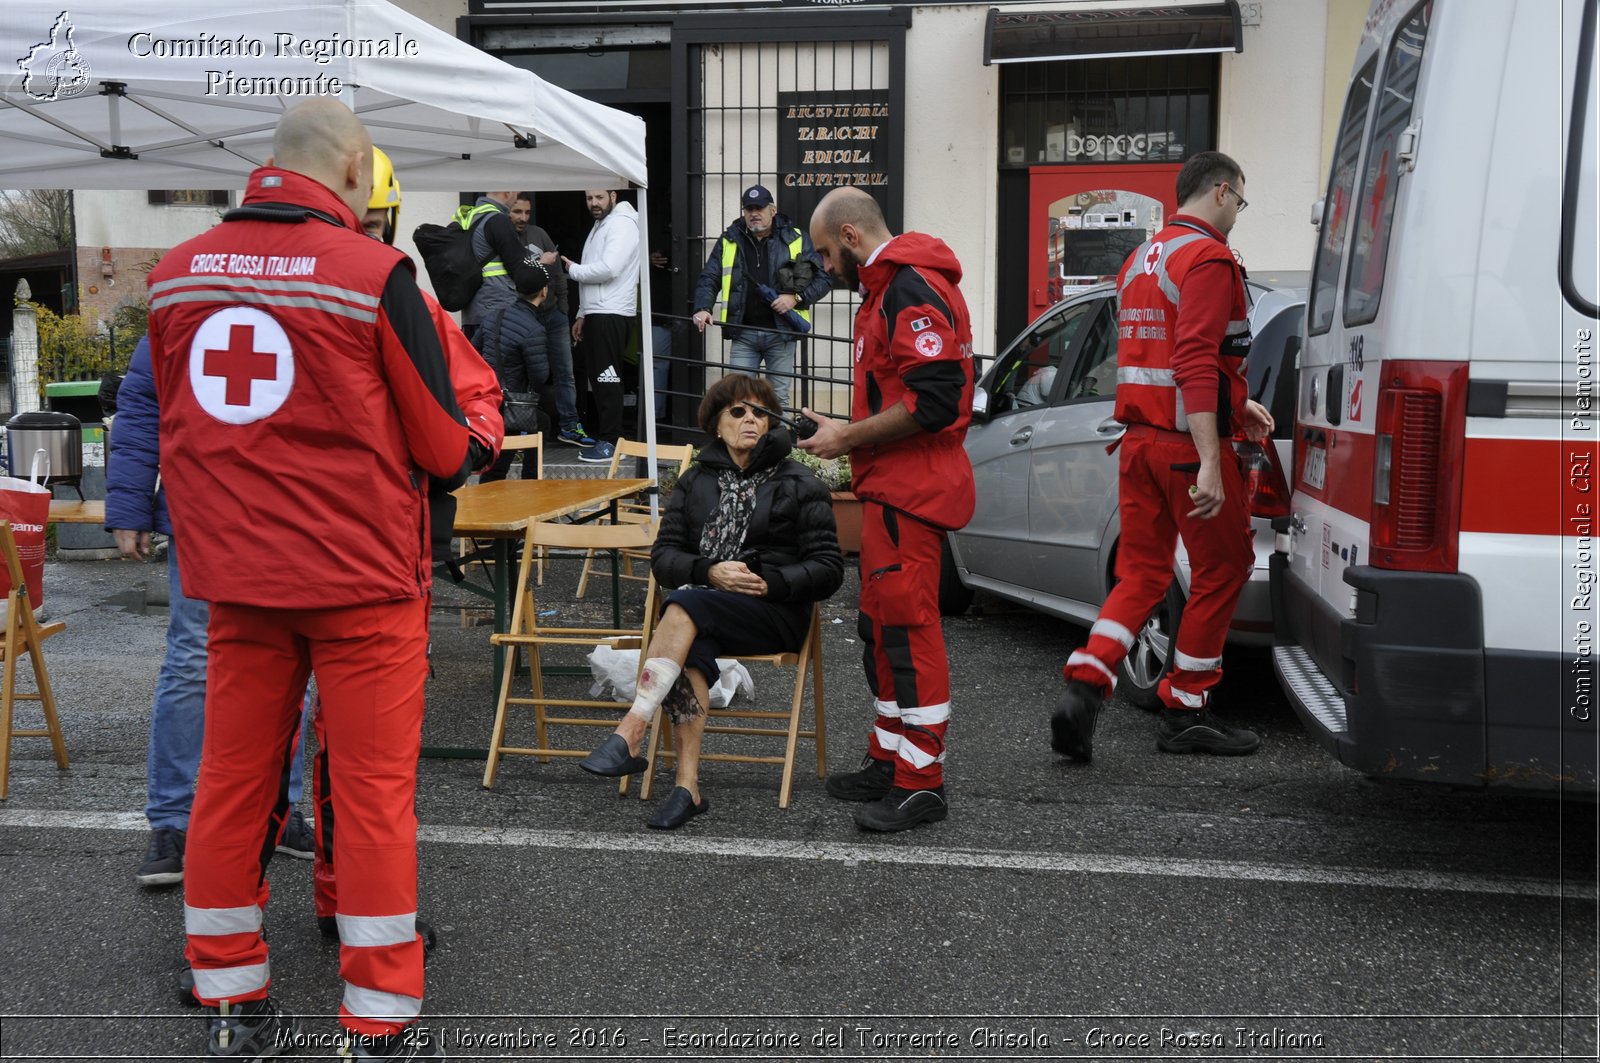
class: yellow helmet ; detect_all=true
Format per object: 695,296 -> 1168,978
368,146 -> 402,244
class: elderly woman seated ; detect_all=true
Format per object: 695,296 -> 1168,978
577,373 -> 844,828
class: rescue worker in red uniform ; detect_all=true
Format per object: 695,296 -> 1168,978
1052,151 -> 1273,761
801,186 -> 976,832
303,147 -> 512,955
148,100 -> 472,1059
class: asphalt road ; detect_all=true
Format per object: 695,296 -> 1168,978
0,553 -> 1594,1062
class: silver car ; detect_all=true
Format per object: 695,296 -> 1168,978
947,281 -> 1303,707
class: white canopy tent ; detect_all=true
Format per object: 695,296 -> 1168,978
1,0 -> 662,484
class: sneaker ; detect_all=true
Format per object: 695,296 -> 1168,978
177,961 -> 197,1007
824,754 -> 896,802
136,827 -> 186,887
275,810 -> 314,860
205,996 -> 301,1057
1050,680 -> 1107,762
339,1023 -> 445,1058
556,424 -> 597,448
1156,708 -> 1261,756
577,440 -> 615,464
853,786 -> 948,832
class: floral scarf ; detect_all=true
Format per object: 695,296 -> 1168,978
698,464 -> 779,562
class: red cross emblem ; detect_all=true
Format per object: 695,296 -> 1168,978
187,306 -> 294,425
1142,241 -> 1164,275
203,324 -> 278,406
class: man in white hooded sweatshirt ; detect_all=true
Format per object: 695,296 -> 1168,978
563,189 -> 641,462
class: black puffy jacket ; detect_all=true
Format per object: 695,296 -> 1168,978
653,430 -> 844,604
477,300 -> 550,393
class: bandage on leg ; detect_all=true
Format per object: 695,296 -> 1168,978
626,657 -> 683,722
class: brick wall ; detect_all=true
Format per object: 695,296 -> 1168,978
74,246 -> 164,329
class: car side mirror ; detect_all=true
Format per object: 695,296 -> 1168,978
971,385 -> 991,422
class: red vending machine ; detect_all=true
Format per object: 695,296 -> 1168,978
1027,163 -> 1181,321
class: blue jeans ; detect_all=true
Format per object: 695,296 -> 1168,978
729,329 -> 797,409
144,540 -> 309,831
652,324 -> 672,421
538,305 -> 580,431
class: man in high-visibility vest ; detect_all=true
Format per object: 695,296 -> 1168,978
692,185 -> 833,409
1052,150 -> 1273,762
457,190 -> 549,349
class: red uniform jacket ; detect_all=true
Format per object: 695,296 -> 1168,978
1113,216 -> 1251,434
147,168 -> 470,609
850,233 -> 977,531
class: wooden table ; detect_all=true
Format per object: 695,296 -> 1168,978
47,500 -> 105,525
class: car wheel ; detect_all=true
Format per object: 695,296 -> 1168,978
939,536 -> 975,616
1119,580 -> 1185,711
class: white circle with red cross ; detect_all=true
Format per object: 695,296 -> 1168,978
1142,240 -> 1164,274
187,307 -> 294,425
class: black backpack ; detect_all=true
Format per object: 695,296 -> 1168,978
412,207 -> 490,312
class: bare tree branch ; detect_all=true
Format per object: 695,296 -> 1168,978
0,189 -> 74,258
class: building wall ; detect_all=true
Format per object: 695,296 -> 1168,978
1321,0 -> 1370,176
1219,0 -> 1332,279
72,191 -> 223,328
901,5 -> 1000,353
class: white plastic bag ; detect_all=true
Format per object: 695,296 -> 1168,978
587,645 -> 754,708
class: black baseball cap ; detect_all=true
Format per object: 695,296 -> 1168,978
741,184 -> 774,209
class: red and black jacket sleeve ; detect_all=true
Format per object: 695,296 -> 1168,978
377,263 -> 472,486
882,266 -> 972,434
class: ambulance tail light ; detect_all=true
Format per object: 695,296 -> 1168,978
1370,360 -> 1468,573
1233,438 -> 1291,519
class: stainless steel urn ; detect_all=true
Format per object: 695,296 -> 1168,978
5,410 -> 83,493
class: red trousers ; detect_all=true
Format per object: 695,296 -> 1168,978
183,598 -> 430,1037
1063,426 -> 1253,710
858,501 -> 951,789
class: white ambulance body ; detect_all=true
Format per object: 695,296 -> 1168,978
1272,0 -> 1599,792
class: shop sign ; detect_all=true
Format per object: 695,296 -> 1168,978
777,90 -> 894,225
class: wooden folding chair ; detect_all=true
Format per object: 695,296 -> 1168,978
456,434 -> 546,627
483,519 -> 659,789
0,522 -> 68,800
574,438 -> 693,599
640,602 -> 826,808
500,434 -> 546,583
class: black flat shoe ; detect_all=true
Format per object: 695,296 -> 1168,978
578,733 -> 649,777
646,786 -> 710,830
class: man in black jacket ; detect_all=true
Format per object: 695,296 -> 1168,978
692,185 -> 832,409
510,194 -> 596,449
477,273 -> 551,482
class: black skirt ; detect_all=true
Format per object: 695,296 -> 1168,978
664,588 -> 810,686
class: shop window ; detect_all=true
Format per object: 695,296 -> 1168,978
1344,2 -> 1433,327
998,55 -> 1217,167
148,190 -> 230,207
1308,55 -> 1377,336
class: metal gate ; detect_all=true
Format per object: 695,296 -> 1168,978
670,14 -> 907,420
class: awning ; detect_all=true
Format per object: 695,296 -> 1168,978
984,2 -> 1243,65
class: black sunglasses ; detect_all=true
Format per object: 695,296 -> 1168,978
747,402 -> 819,440
724,404 -> 772,422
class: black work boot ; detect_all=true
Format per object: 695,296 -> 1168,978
340,1022 -> 446,1058
1156,708 -> 1261,755
204,996 -> 300,1057
853,786 -> 949,832
824,754 -> 897,802
1050,680 -> 1106,761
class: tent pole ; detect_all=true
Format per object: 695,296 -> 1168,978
636,185 -> 659,519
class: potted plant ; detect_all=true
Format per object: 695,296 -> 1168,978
789,448 -> 860,553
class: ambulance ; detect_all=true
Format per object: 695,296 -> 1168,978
1271,0 -> 1599,793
